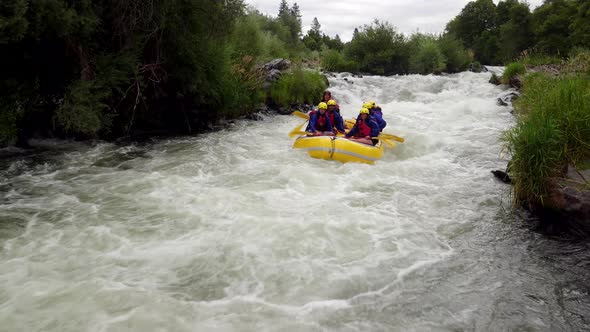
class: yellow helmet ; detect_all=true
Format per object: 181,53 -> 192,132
362,101 -> 373,109
318,102 -> 328,110
368,100 -> 376,108
359,108 -> 370,114
327,99 -> 337,106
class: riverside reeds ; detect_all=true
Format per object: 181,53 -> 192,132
503,59 -> 590,206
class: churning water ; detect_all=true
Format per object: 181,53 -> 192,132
1,72 -> 590,331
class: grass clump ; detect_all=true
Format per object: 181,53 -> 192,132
270,66 -> 327,106
501,62 -> 527,84
503,72 -> 590,207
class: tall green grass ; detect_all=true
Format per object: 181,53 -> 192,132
501,62 -> 526,84
270,66 -> 327,106
503,72 -> 590,207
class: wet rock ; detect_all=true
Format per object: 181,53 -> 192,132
245,113 -> 265,121
468,62 -> 483,73
262,58 -> 291,71
489,73 -> 501,85
497,90 -> 520,106
290,103 -> 313,112
267,69 -> 282,82
491,170 -> 512,184
509,75 -> 523,89
527,163 -> 590,235
276,107 -> 292,115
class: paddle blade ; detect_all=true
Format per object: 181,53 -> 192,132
379,133 -> 405,143
290,131 -> 312,137
289,121 -> 307,138
381,138 -> 396,148
293,111 -> 310,120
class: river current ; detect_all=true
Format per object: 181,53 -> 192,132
1,72 -> 589,331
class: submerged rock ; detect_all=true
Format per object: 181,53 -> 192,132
497,90 -> 520,107
491,170 -> 512,184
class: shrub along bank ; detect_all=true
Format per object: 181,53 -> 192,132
502,51 -> 590,217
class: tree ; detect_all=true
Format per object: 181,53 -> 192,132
446,0 -> 499,63
568,1 -> 590,49
496,1 -> 534,62
276,0 -> 301,47
533,0 -> 577,55
303,17 -> 323,51
324,34 -> 344,51
278,0 -> 289,19
438,34 -> 472,72
345,20 -> 406,74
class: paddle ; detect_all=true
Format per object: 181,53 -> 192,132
288,121 -> 307,138
378,133 -> 405,143
293,110 -> 310,120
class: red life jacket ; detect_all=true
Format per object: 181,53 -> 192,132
310,111 -> 328,131
355,119 -> 371,137
316,114 -> 328,131
327,111 -> 336,128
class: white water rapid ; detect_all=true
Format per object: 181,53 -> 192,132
1,72 -> 589,331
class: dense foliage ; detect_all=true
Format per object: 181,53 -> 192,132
0,0 -> 320,145
314,20 -> 472,75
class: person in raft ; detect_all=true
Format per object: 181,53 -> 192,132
364,101 -> 387,131
322,90 -> 334,104
306,102 -> 335,136
326,100 -> 345,134
345,108 -> 380,145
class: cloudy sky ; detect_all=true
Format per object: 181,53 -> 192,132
245,0 -> 544,41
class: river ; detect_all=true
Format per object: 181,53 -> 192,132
1,72 -> 589,331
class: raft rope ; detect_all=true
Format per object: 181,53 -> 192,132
329,136 -> 337,160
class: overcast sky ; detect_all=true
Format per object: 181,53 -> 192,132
245,0 -> 544,41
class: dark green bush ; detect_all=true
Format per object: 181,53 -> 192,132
409,37 -> 446,74
271,67 -> 327,106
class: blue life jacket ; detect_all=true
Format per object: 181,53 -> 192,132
370,107 -> 387,131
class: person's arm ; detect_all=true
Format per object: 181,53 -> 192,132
370,120 -> 380,138
335,113 -> 345,132
346,124 -> 357,138
307,113 -> 317,132
379,118 -> 387,131
325,116 -> 334,133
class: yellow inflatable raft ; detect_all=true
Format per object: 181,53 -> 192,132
293,136 -> 384,165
